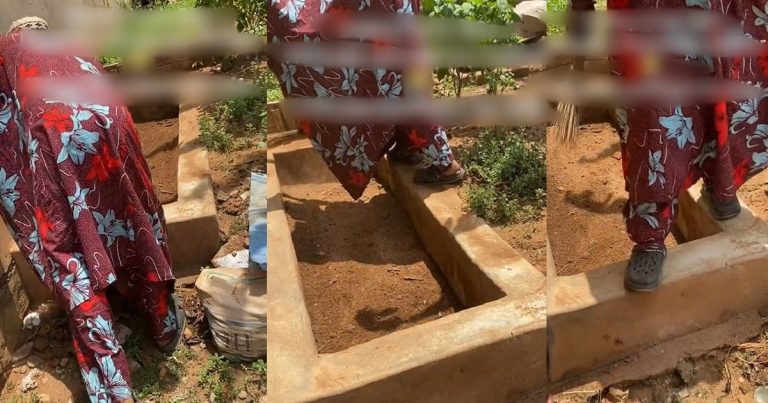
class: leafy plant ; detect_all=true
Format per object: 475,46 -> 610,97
195,0 -> 265,34
199,94 -> 266,152
199,354 -> 235,402
99,56 -> 123,66
249,359 -> 267,378
424,0 -> 520,96
459,127 -> 546,224
547,0 -> 569,35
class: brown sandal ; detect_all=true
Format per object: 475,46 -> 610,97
413,165 -> 466,185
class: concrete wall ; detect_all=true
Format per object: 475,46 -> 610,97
0,0 -> 119,31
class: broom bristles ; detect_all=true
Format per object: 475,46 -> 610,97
554,101 -> 580,145
553,57 -> 585,146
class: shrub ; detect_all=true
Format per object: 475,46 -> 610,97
459,127 -> 546,224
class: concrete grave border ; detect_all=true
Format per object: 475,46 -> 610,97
548,180 -> 768,384
5,104 -> 220,305
267,135 -> 547,403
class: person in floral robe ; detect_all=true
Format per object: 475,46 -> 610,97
267,0 -> 465,200
571,0 -> 768,290
1,17 -> 185,402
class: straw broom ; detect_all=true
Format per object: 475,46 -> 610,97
553,56 -> 584,145
554,0 -> 593,145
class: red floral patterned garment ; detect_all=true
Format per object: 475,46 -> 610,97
608,0 -> 768,252
267,0 -> 456,199
0,30 -> 178,402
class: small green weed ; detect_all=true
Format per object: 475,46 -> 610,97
99,56 -> 122,66
199,95 -> 266,152
199,354 -> 235,402
459,127 -> 546,224
547,0 -> 569,35
122,334 -> 142,361
249,359 -> 267,378
168,345 -> 196,377
230,215 -> 248,234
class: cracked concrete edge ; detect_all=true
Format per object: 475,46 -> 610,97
266,150 -> 321,400
548,184 -> 768,382
163,105 -> 220,273
549,310 -> 766,395
375,157 -> 545,305
308,295 -> 547,403
268,138 -> 548,401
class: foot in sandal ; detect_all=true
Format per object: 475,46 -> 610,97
413,161 -> 466,185
156,293 -> 187,354
624,248 -> 665,292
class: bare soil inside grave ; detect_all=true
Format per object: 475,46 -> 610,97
547,123 -> 678,276
132,112 -> 179,205
277,150 -> 462,353
448,126 -> 547,273
208,147 -> 267,257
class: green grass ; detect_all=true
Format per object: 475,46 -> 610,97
124,334 -> 195,399
199,95 -> 266,152
230,215 -> 248,234
199,354 -> 236,402
458,127 -> 546,224
99,56 -> 123,66
547,0 -> 569,35
8,394 -> 43,403
157,0 -> 198,9
265,73 -> 283,102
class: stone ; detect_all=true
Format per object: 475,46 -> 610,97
23,312 -> 41,329
678,388 -> 690,398
128,359 -> 142,373
184,327 -> 194,340
39,394 -> 51,403
755,386 -> 768,403
20,369 -> 40,392
159,365 -> 168,380
238,390 -> 249,400
26,355 -> 41,368
58,357 -> 70,368
12,341 -> 34,363
115,323 -> 133,344
607,387 -> 628,400
216,190 -> 229,203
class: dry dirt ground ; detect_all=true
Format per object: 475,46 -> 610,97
547,122 -> 678,275
135,118 -> 180,205
279,149 -> 462,353
551,119 -> 768,403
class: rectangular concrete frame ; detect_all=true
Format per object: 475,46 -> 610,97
548,180 -> 768,383
3,104 -> 220,305
267,136 -> 547,402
